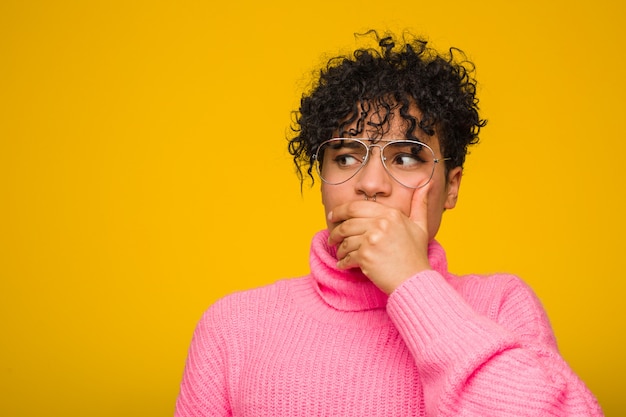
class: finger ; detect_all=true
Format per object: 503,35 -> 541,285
328,217 -> 369,246
409,182 -> 430,227
335,235 -> 362,260
327,200 -> 383,225
336,251 -> 360,270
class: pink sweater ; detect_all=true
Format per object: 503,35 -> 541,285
175,231 -> 603,416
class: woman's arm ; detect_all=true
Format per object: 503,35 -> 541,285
175,308 -> 231,417
387,270 -> 603,417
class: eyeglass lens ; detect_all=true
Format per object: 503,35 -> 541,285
315,139 -> 437,189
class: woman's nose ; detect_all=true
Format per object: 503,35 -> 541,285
354,146 -> 392,197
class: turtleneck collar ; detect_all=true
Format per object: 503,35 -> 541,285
309,229 -> 450,312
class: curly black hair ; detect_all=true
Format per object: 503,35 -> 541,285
288,30 -> 486,185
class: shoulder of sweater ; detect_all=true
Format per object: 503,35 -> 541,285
449,271 -> 556,347
448,272 -> 540,312
446,270 -> 535,296
461,271 -> 547,303
197,276 -> 309,327
450,271 -> 524,291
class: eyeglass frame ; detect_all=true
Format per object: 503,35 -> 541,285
312,137 -> 451,189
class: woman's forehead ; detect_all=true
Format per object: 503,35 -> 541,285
339,110 -> 438,144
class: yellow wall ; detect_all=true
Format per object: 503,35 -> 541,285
1,0 -> 624,415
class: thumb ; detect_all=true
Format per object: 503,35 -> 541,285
409,182 -> 430,229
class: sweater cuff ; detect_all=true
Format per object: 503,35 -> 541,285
386,270 -> 516,379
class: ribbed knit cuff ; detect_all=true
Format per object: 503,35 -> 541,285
387,271 -> 517,381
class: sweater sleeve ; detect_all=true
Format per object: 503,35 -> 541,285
175,305 -> 232,417
386,270 -> 603,417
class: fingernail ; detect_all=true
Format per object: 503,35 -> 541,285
327,210 -> 333,221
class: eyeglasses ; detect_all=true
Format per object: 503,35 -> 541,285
313,138 -> 449,189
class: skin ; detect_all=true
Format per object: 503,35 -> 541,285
323,108 -> 463,295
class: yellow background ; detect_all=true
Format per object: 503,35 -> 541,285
1,0 -> 624,415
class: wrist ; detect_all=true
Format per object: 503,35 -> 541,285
382,263 -> 432,295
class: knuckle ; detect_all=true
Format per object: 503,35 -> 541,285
376,217 -> 390,232
367,231 -> 381,245
359,248 -> 375,265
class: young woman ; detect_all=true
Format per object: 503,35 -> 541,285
175,32 -> 603,416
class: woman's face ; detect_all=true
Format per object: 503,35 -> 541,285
320,107 -> 462,241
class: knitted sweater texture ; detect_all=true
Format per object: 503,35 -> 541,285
175,231 -> 603,416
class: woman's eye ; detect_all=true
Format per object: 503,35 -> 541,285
335,154 -> 360,167
392,153 -> 423,168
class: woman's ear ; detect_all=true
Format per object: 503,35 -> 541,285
444,167 -> 463,210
